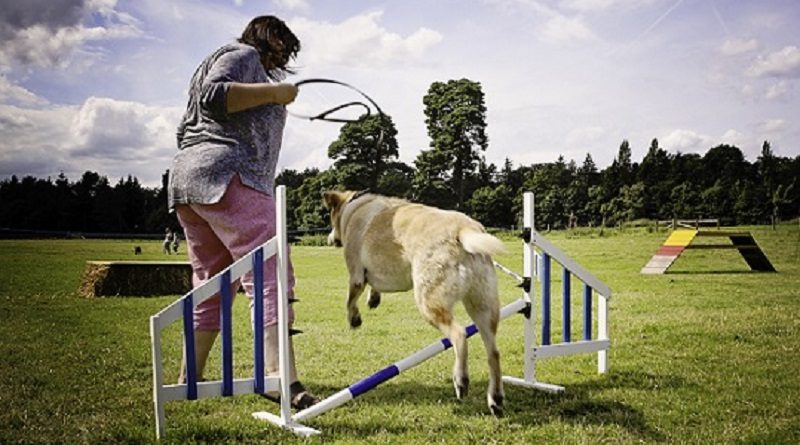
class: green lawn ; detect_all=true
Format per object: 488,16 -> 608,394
0,226 -> 798,444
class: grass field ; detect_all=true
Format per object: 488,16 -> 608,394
0,225 -> 798,444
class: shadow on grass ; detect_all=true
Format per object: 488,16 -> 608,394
293,368 -> 679,441
666,269 -> 763,275
738,422 -> 800,445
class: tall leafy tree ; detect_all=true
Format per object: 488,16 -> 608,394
418,78 -> 488,209
328,113 -> 399,193
578,153 -> 600,225
523,157 -> 572,228
468,184 -> 513,228
639,138 -> 672,218
601,140 -> 634,201
412,148 -> 454,208
276,167 -> 322,229
756,141 -> 778,221
700,144 -> 752,222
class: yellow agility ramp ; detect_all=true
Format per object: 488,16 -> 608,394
641,230 -> 696,274
641,229 -> 776,274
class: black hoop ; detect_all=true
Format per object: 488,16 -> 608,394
289,78 -> 384,123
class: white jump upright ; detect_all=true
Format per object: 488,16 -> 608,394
149,186 -> 316,439
150,189 -> 611,439
501,192 -> 611,393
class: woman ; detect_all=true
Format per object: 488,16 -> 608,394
168,15 -> 317,409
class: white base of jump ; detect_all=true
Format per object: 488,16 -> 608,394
502,376 -> 565,393
535,339 -> 610,359
251,411 -> 320,437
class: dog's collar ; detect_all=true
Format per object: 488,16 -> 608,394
349,189 -> 370,202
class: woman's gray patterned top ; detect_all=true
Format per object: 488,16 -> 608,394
168,42 -> 286,210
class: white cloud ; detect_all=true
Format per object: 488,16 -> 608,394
740,84 -> 756,97
289,12 -> 442,68
756,118 -> 785,134
720,38 -> 758,57
720,129 -> 745,146
661,129 -> 713,153
746,45 -> 800,78
70,97 -> 181,161
273,0 -> 311,12
0,103 -> 78,178
0,76 -> 49,106
541,14 -> 595,43
0,1 -> 144,71
560,0 -> 657,13
765,80 -> 790,100
566,125 -> 606,146
476,1 -> 598,44
0,96 -> 181,185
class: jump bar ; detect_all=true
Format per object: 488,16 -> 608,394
282,298 -> 528,423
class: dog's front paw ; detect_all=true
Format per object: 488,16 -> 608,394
453,376 -> 469,399
367,290 -> 381,309
349,313 -> 362,329
488,393 -> 504,417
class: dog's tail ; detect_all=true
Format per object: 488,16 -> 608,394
459,229 -> 506,257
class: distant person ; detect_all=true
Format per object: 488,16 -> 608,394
163,228 -> 173,255
172,232 -> 181,254
167,15 -> 317,408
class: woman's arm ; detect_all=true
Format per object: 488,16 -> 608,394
226,82 -> 298,113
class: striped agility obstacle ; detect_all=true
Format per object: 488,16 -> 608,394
150,190 -> 611,438
498,193 -> 611,393
149,186 -> 314,438
641,229 -> 776,274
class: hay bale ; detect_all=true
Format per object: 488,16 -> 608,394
79,261 -> 193,297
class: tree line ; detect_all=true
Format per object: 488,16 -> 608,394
1,78 -> 798,235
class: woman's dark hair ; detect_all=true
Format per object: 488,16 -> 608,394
238,15 -> 300,80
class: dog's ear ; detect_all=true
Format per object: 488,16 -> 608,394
322,191 -> 344,209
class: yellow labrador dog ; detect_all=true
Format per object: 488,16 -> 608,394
323,190 -> 506,416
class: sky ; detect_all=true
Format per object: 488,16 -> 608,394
1,0 -> 798,187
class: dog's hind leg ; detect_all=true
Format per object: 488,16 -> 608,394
464,290 -> 504,416
367,287 -> 381,309
347,279 -> 366,328
417,287 -> 469,400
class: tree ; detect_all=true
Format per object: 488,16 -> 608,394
522,157 -> 571,229
418,78 -> 488,209
292,169 -> 339,230
670,182 -> 701,220
702,144 -> 750,189
638,138 -> 672,218
412,147 -> 455,209
576,153 -> 600,225
277,168 -> 323,229
756,141 -> 777,221
328,113 -> 399,193
598,140 -> 636,217
468,184 -> 514,228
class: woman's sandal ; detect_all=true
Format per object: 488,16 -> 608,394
261,381 -> 320,410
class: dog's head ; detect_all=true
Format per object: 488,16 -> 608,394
322,190 -> 359,247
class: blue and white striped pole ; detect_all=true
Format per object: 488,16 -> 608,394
292,298 -> 527,423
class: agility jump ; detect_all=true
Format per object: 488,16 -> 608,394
149,189 -> 611,438
641,229 -> 776,274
